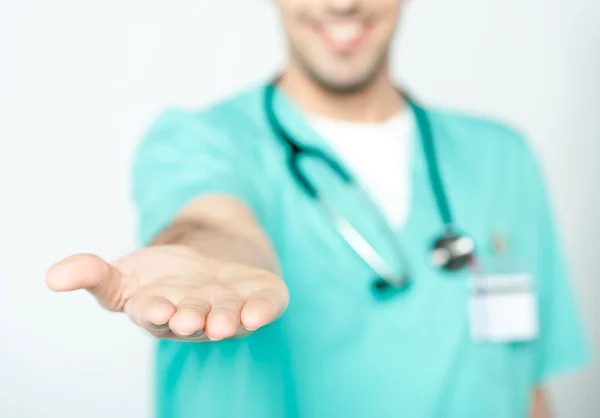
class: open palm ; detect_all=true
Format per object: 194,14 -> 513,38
46,245 -> 289,341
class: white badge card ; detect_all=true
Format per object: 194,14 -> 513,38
469,273 -> 539,342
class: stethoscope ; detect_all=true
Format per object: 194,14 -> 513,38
264,81 -> 476,295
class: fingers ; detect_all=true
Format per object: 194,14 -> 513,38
204,293 -> 244,341
125,291 -> 246,342
46,254 -> 125,311
241,288 -> 288,331
125,293 -> 177,330
168,298 -> 210,338
123,286 -> 286,342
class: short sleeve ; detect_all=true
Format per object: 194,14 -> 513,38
132,109 -> 264,245
524,145 -> 590,383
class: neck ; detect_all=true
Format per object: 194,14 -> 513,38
278,63 -> 402,123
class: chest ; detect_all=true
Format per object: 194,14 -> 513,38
310,120 -> 414,228
258,129 -> 541,347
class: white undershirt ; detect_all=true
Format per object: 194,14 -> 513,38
308,109 -> 414,228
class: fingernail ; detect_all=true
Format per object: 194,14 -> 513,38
148,324 -> 170,333
185,331 -> 206,340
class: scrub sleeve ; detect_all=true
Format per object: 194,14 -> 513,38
521,142 -> 589,383
132,109 -> 264,245
131,108 -> 293,418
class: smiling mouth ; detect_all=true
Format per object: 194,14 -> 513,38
312,20 -> 372,53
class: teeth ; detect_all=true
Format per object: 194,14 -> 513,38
324,22 -> 363,43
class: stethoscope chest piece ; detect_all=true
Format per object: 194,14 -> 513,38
431,233 -> 475,272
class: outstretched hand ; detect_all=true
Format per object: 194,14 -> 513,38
46,245 -> 289,341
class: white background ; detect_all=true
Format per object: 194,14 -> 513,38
0,0 -> 598,417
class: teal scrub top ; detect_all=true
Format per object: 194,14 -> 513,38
133,83 -> 588,418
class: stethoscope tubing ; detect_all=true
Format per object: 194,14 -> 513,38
264,81 -> 475,289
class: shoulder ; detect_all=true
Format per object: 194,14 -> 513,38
427,107 -> 530,154
133,83 -> 270,172
143,84 -> 267,145
427,107 -> 550,207
425,107 -> 543,176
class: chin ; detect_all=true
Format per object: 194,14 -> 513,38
310,70 -> 381,95
301,55 -> 387,95
292,43 -> 388,94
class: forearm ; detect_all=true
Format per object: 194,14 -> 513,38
530,388 -> 551,418
149,196 -> 279,273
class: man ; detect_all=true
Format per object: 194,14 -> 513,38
46,0 -> 587,417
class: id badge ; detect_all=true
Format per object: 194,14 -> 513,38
469,273 -> 539,342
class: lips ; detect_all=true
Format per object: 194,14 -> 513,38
323,21 -> 365,43
315,20 -> 370,53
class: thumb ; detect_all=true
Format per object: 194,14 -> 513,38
46,254 -> 126,311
